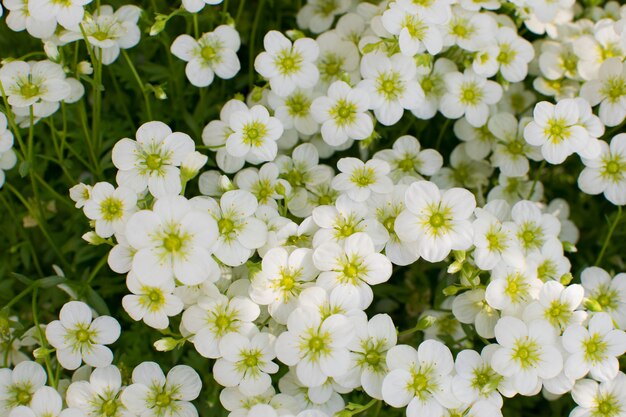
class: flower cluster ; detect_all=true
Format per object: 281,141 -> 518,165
1,0 -> 626,417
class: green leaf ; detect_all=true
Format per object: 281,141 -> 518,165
85,286 -> 110,315
35,276 -> 67,288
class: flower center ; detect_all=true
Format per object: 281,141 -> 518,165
163,233 -> 183,252
377,72 -> 403,100
544,118 -> 571,143
201,45 -> 216,61
497,43 -> 517,65
243,122 -> 267,147
286,93 -> 311,117
583,333 -> 608,362
19,83 -> 40,98
276,49 -> 303,75
512,340 -> 540,368
218,217 -> 235,235
350,167 -> 376,187
460,83 -> 482,105
331,99 -> 357,126
154,392 -> 171,407
100,197 -> 124,221
145,153 -> 163,170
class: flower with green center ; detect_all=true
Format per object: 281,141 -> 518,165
396,180 -> 476,263
562,312 -> 626,382
1,361 -> 46,411
122,272 -> 183,330
579,133 -> 626,205
571,375 -> 626,417
524,98 -> 599,164
213,331 -> 279,396
83,182 -> 137,239
0,60 -> 71,108
250,247 -> 317,324
491,316 -> 563,396
112,121 -> 196,198
314,232 -> 392,309
442,69 -> 502,127
45,301 -> 120,370
182,292 -> 260,359
171,25 -> 241,87
332,157 -> 392,202
311,80 -> 373,146
382,341 -> 455,415
275,307 -> 353,388
486,264 -> 542,315
225,104 -> 283,162
254,31 -> 319,96
121,362 -> 201,417
452,348 -> 503,405
67,365 -> 129,417
523,281 -> 585,331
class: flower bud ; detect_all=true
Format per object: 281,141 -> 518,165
180,151 -> 208,182
154,337 -> 180,352
77,61 -> 93,75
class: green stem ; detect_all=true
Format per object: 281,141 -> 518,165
32,287 -> 57,389
595,206 -> 623,266
193,13 -> 199,38
249,0 -> 265,87
235,0 -> 245,23
435,118 -> 451,150
526,160 -> 546,200
122,49 -> 153,120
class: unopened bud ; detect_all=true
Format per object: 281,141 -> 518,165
154,337 -> 180,352
286,30 -> 305,41
77,61 -> 93,75
44,42 -> 59,61
416,315 -> 436,331
180,151 -> 208,182
82,231 -> 108,245
583,298 -> 603,312
563,241 -> 577,253
560,273 -> 573,285
443,285 -> 461,296
33,347 -> 52,359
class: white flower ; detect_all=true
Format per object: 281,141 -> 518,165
522,281 -> 586,331
331,157 -> 392,202
471,199 -> 521,271
472,27 -> 534,83
202,99 -> 249,173
580,58 -> 626,127
395,180 -> 476,263
69,183 -> 92,209
297,0 -> 351,34
381,341 -> 458,416
507,200 -> 561,255
394,0 -> 452,24
562,312 -> 626,382
443,7 -> 496,51
59,5 -> 141,65
452,346 -> 503,408
311,81 -> 373,146
181,0 -> 222,13
523,99 -> 601,164
579,133 -> 626,206
0,60 -> 71,115
432,143 -> 493,190
0,361 -> 46,414
112,121 -> 196,197
66,365 -> 130,417
45,301 -> 120,370
0,113 -> 17,189
249,247 -> 318,324
413,58 -> 457,120
313,232 -> 392,309
268,88 -> 319,136
357,52 -> 423,126
491,317 -> 563,396
338,314 -> 397,400
182,291 -> 260,358
570,373 -> 626,417
28,0 -> 91,30
225,104 -> 284,163
254,31 -> 319,97
440,69 -> 503,127
82,182 -> 137,238
381,4 -> 444,56
452,289 -> 499,339
4,0 -> 57,39
122,272 -> 184,330
8,387 -> 83,417
315,31 -> 360,86
234,163 -> 290,207
373,135 -> 443,183
488,113 -> 542,177
275,307 -> 353,388
171,25 -> 241,87
193,190 -> 267,267
121,362 -> 201,417
580,267 -> 626,329
125,195 -> 220,285
485,261 -> 542,316
213,330 -> 279,396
